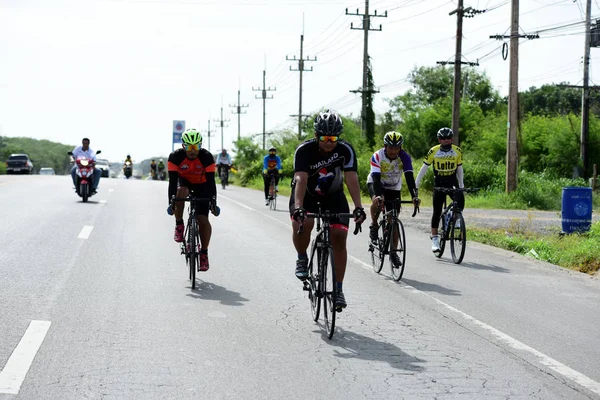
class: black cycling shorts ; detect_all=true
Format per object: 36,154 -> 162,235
289,187 -> 350,230
367,183 -> 401,212
177,177 -> 211,216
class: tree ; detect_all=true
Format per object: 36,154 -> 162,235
365,57 -> 376,148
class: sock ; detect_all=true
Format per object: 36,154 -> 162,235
200,249 -> 208,254
298,253 -> 308,260
176,220 -> 184,225
336,282 -> 343,290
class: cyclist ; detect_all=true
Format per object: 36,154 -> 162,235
290,109 -> 366,309
415,127 -> 464,253
150,159 -> 157,179
263,146 -> 282,206
167,128 -> 218,271
367,131 -> 420,266
157,159 -> 166,180
216,149 -> 232,186
70,137 -> 101,194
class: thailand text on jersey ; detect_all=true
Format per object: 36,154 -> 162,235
293,138 -> 357,196
167,148 -> 216,184
367,148 -> 413,190
423,144 -> 463,178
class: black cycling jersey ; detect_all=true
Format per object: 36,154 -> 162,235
292,138 -> 357,197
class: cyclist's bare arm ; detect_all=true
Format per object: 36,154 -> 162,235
293,172 -> 308,209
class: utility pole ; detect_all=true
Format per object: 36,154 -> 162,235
346,1 -> 387,137
287,34 -> 316,140
491,0 -> 538,193
252,70 -> 276,150
201,119 -> 216,153
581,0 -> 592,179
229,89 -> 248,142
213,106 -> 230,152
436,3 -> 483,145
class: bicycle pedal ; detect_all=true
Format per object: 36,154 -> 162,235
302,282 -> 310,291
335,306 -> 344,312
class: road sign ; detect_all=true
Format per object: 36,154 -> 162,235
173,120 -> 185,134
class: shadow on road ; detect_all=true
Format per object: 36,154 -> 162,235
401,278 -> 461,296
186,280 -> 249,306
435,258 -> 510,273
324,327 -> 425,372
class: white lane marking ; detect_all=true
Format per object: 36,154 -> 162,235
108,188 -> 114,192
77,225 -> 94,239
347,254 -> 600,396
218,194 -> 255,211
0,320 -> 52,394
99,200 -> 107,205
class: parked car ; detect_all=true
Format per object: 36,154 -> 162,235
39,167 -> 56,175
6,154 -> 34,174
96,158 -> 110,178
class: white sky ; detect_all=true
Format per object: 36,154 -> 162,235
1,0 -> 599,162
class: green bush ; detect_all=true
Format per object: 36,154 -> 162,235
514,170 -> 590,210
0,162 -> 6,174
464,160 -> 505,191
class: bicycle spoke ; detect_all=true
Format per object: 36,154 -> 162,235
390,221 -> 406,281
323,247 -> 337,339
450,213 -> 467,264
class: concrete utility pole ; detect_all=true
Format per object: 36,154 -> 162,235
490,0 -> 538,193
252,70 -> 276,150
581,0 -> 592,179
229,89 -> 248,142
346,0 -> 387,137
287,34 -> 316,140
201,119 -> 216,153
436,2 -> 482,145
213,106 -> 230,152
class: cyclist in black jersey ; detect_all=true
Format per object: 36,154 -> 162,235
290,109 -> 366,309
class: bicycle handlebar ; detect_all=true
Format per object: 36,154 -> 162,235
170,196 -> 220,216
433,187 -> 480,194
297,212 -> 362,235
375,198 -> 420,218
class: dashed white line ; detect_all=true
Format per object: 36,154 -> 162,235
218,194 -> 255,211
0,320 -> 51,394
77,225 -> 94,239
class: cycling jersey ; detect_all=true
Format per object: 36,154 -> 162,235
423,144 -> 463,186
293,138 -> 357,197
167,148 -> 216,184
367,148 -> 413,191
264,155 -> 282,172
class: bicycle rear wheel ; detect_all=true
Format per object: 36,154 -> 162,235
189,219 -> 198,289
308,238 -> 321,322
450,213 -> 466,264
322,247 -> 337,339
390,220 -> 406,281
436,214 -> 447,258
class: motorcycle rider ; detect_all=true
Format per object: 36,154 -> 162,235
70,137 -> 101,194
123,154 -> 133,177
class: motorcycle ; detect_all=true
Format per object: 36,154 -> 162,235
68,150 -> 101,203
123,161 -> 132,179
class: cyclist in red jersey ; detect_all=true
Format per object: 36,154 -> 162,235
167,129 -> 218,271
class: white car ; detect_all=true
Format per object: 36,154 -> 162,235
39,167 -> 56,175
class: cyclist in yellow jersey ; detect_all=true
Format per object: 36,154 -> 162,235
415,127 -> 465,253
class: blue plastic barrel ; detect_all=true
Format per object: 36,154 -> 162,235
561,187 -> 593,233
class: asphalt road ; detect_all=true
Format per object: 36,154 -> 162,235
1,175 -> 599,399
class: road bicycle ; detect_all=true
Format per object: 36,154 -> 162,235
171,195 -> 219,289
368,198 -> 419,281
299,205 -> 361,339
433,187 -> 479,264
267,173 -> 278,211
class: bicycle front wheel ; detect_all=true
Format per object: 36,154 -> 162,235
370,223 -> 384,274
436,214 -> 447,258
390,220 -> 406,281
308,239 -> 321,322
189,220 -> 198,289
322,247 -> 337,339
450,213 -> 466,264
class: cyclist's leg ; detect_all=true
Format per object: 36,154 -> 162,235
431,189 -> 446,236
173,179 -> 190,242
263,174 -> 270,200
274,171 -> 280,190
367,183 -> 380,240
328,194 -> 350,307
290,189 -> 315,279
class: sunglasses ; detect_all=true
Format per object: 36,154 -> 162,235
319,135 -> 339,143
183,143 -> 200,151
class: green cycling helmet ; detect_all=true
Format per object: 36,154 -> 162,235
181,128 -> 203,146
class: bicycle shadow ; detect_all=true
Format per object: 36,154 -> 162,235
401,278 -> 461,296
435,258 -> 510,273
321,327 -> 425,372
186,280 -> 249,307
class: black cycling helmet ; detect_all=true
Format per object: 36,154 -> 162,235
437,127 -> 454,139
314,109 -> 343,136
269,147 -> 276,152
